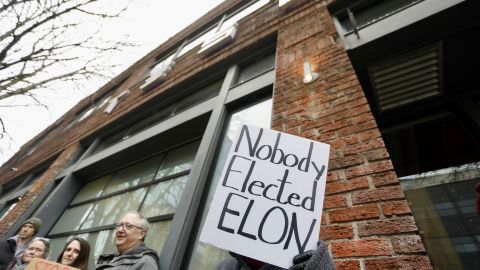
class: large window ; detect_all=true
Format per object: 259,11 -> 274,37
48,140 -> 200,270
186,98 -> 273,269
400,164 -> 480,269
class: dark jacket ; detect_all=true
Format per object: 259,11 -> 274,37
6,256 -> 26,270
215,241 -> 335,270
95,243 -> 159,270
0,237 -> 17,270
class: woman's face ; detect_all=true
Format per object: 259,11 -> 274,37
61,240 -> 81,266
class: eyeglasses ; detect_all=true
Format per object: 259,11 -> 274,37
114,223 -> 144,231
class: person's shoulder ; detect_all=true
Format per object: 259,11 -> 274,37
138,253 -> 159,270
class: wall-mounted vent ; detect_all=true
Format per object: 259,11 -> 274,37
140,61 -> 175,91
369,43 -> 442,111
198,23 -> 238,56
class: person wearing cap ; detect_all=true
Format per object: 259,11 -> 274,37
0,217 -> 43,269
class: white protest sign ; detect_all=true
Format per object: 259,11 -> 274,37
200,125 -> 330,269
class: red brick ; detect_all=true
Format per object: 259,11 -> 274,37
335,260 -> 360,270
327,170 -> 346,182
326,176 -> 369,195
321,212 -> 327,225
382,200 -> 411,217
330,204 -> 380,223
352,185 -> 405,205
346,160 -> 394,178
356,128 -> 382,141
372,171 -> 399,187
344,137 -> 386,156
321,224 -> 354,240
329,154 -> 364,170
392,235 -> 426,254
359,217 -> 418,237
332,239 -> 393,258
364,148 -> 390,162
323,194 -> 347,209
365,256 -> 432,270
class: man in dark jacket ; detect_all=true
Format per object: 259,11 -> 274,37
215,240 -> 335,270
0,217 -> 43,269
95,211 -> 159,270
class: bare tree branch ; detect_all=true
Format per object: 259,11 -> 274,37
0,0 -> 133,139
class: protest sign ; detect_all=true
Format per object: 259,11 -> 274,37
25,257 -> 80,270
200,125 -> 330,268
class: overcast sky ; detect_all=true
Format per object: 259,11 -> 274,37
0,0 -> 225,165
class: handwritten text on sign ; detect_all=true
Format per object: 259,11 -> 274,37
200,125 -> 330,268
25,258 -> 80,270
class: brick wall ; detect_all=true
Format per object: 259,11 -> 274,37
273,1 -> 432,269
0,143 -> 80,237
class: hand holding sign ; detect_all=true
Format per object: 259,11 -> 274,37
200,125 -> 330,268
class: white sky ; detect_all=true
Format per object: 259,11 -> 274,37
0,0 -> 225,165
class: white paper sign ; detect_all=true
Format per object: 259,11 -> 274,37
200,125 -> 330,268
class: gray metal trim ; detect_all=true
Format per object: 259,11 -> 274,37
333,0 -> 464,50
0,186 -> 29,205
55,139 -> 100,180
74,97 -> 217,174
160,65 -> 239,270
226,69 -> 275,104
33,174 -> 84,237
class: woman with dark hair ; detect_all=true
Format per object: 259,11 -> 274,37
56,237 -> 90,270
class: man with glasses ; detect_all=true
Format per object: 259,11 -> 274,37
95,210 -> 159,270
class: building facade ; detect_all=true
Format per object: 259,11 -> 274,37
1,0 -> 479,269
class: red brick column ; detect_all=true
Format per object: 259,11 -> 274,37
0,143 -> 81,238
273,1 -> 432,269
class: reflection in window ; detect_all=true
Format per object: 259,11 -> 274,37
187,98 -> 272,270
401,163 -> 480,270
49,140 -> 201,269
235,53 -> 275,85
140,176 -> 188,217
103,155 -> 164,194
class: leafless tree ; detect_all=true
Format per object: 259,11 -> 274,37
0,0 -> 134,136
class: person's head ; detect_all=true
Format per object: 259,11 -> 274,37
114,210 -> 149,254
19,217 -> 42,240
22,238 -> 50,264
56,237 -> 90,270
